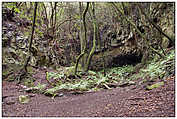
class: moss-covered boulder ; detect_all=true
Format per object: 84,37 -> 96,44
146,82 -> 164,90
90,46 -> 142,71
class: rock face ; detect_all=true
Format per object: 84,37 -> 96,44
90,28 -> 143,71
2,6 -> 143,72
90,48 -> 142,71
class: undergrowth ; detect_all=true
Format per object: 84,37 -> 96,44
28,49 -> 174,97
44,65 -> 135,97
130,49 -> 175,81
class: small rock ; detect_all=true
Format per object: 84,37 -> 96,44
5,96 -> 16,105
19,84 -> 27,89
58,93 -> 64,97
128,81 -> 136,85
146,81 -> 164,90
6,101 -> 15,105
28,94 -> 36,97
19,95 -> 30,104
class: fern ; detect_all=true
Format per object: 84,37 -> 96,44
48,72 -> 65,79
136,49 -> 174,80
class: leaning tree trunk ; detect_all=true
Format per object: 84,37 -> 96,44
16,2 -> 38,83
24,2 -> 38,72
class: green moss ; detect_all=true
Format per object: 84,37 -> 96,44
66,64 -> 82,76
19,95 -> 30,104
2,70 -> 10,76
23,79 -> 35,87
27,66 -> 36,74
146,82 -> 164,90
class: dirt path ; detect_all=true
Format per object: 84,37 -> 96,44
2,76 -> 175,117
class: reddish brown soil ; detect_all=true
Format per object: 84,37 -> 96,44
2,75 -> 175,117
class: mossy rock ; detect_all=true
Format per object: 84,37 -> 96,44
90,46 -> 142,71
19,95 -> 30,104
146,81 -> 164,90
23,79 -> 35,87
162,37 -> 170,48
27,66 -> 36,74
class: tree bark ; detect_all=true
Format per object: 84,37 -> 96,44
74,2 -> 89,75
53,2 -> 57,39
16,2 -> 38,83
24,2 -> 38,72
42,3 -> 50,30
85,2 -> 97,72
79,2 -> 85,68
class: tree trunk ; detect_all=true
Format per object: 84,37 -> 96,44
85,2 -> 97,72
17,2 -> 38,83
24,2 -> 38,71
74,2 -> 89,75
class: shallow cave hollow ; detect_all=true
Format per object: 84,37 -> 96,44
110,53 -> 143,67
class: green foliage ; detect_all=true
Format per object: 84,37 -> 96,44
88,70 -> 97,75
14,7 -> 20,13
64,64 -> 83,76
18,49 -> 175,98
25,83 -> 46,93
106,65 -> 135,80
141,62 -> 164,79
132,50 -> 175,80
74,14 -> 80,20
47,72 -> 65,80
45,77 -> 94,96
35,28 -> 43,37
29,83 -> 46,93
58,7 -> 65,19
44,86 -> 60,97
109,65 -> 134,75
44,69 -> 109,97
44,79 -> 95,97
4,3 -> 20,13
23,78 -> 34,87
96,76 -> 109,85
44,64 -> 138,97
35,83 -> 46,92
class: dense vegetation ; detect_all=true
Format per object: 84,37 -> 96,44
2,2 -> 175,97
